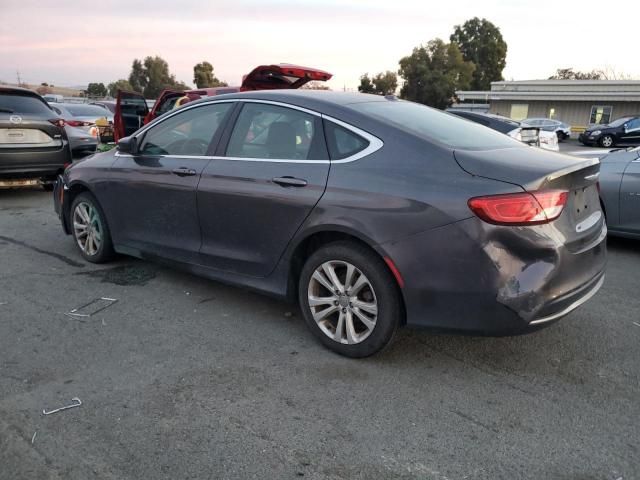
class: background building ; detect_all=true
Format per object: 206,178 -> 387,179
456,80 -> 640,135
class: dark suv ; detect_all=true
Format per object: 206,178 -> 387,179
0,87 -> 71,189
579,115 -> 640,148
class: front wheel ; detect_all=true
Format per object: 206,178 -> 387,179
70,192 -> 115,263
599,135 -> 614,148
298,241 -> 402,358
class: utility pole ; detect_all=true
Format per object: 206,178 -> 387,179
16,70 -> 22,86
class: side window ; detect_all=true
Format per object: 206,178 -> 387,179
324,120 -> 369,160
139,103 -> 232,156
226,103 -> 326,160
627,118 -> 640,130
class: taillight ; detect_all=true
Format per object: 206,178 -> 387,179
48,118 -> 65,128
66,120 -> 92,127
468,190 -> 568,226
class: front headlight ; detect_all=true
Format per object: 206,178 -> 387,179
591,130 -> 602,136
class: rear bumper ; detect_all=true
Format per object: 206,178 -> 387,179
0,146 -> 71,180
380,216 -> 607,335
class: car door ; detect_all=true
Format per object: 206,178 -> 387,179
108,102 -> 234,263
621,118 -> 640,145
114,90 -> 149,141
196,101 -> 330,276
619,151 -> 640,233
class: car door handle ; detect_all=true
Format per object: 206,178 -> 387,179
172,167 -> 197,177
272,176 -> 308,187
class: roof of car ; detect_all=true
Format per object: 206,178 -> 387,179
189,89 -> 388,109
0,85 -> 41,96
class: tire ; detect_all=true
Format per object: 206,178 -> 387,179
298,241 -> 402,358
70,192 -> 115,263
599,135 -> 614,148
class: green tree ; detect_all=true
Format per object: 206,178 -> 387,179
399,39 -> 474,109
358,74 -> 376,94
450,17 -> 507,90
372,71 -> 398,95
193,61 -> 227,88
128,59 -> 145,93
358,71 -> 398,95
548,68 -> 603,80
86,82 -> 107,97
127,56 -> 190,98
107,79 -> 133,97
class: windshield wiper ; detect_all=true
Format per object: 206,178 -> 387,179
0,108 -> 15,113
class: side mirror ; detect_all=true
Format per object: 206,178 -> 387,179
117,136 -> 138,154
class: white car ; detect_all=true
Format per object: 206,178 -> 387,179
447,110 -> 559,152
512,128 -> 559,152
523,118 -> 572,142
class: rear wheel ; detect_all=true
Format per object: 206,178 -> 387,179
599,135 -> 614,148
298,241 -> 401,358
70,192 -> 115,263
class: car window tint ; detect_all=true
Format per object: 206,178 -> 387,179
65,105 -> 110,117
353,101 -> 521,150
139,103 -> 232,156
627,118 -> 640,129
324,121 -> 369,160
0,93 -> 52,115
226,103 -> 325,160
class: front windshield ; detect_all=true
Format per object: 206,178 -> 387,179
351,100 -> 522,150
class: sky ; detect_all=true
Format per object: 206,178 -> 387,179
1,0 -> 639,91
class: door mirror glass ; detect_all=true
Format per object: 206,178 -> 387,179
117,136 -> 138,154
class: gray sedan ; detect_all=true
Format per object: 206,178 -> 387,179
53,91 -> 606,357
599,146 -> 640,238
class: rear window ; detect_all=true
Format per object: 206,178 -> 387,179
352,100 -> 522,150
0,93 -> 52,115
64,105 -> 110,117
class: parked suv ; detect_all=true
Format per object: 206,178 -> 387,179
0,87 -> 71,189
579,116 -> 640,148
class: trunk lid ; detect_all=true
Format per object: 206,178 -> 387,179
455,147 -> 604,249
240,64 -> 332,91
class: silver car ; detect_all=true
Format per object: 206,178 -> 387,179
49,103 -> 113,155
599,146 -> 640,238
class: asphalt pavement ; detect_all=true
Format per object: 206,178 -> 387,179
0,187 -> 638,480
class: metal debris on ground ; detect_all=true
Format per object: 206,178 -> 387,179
42,397 -> 82,415
64,297 -> 118,318
633,322 -> 640,328
0,302 -> 7,306
31,432 -> 36,444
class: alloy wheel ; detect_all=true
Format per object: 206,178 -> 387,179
73,202 -> 102,256
307,260 -> 378,344
601,136 -> 613,148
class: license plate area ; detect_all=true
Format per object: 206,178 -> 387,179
0,178 -> 41,188
0,128 -> 53,144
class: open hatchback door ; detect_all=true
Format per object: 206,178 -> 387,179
240,64 -> 332,91
114,90 -> 149,141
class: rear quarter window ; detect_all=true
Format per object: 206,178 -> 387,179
324,120 -> 369,160
0,93 -> 52,115
353,100 -> 521,150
